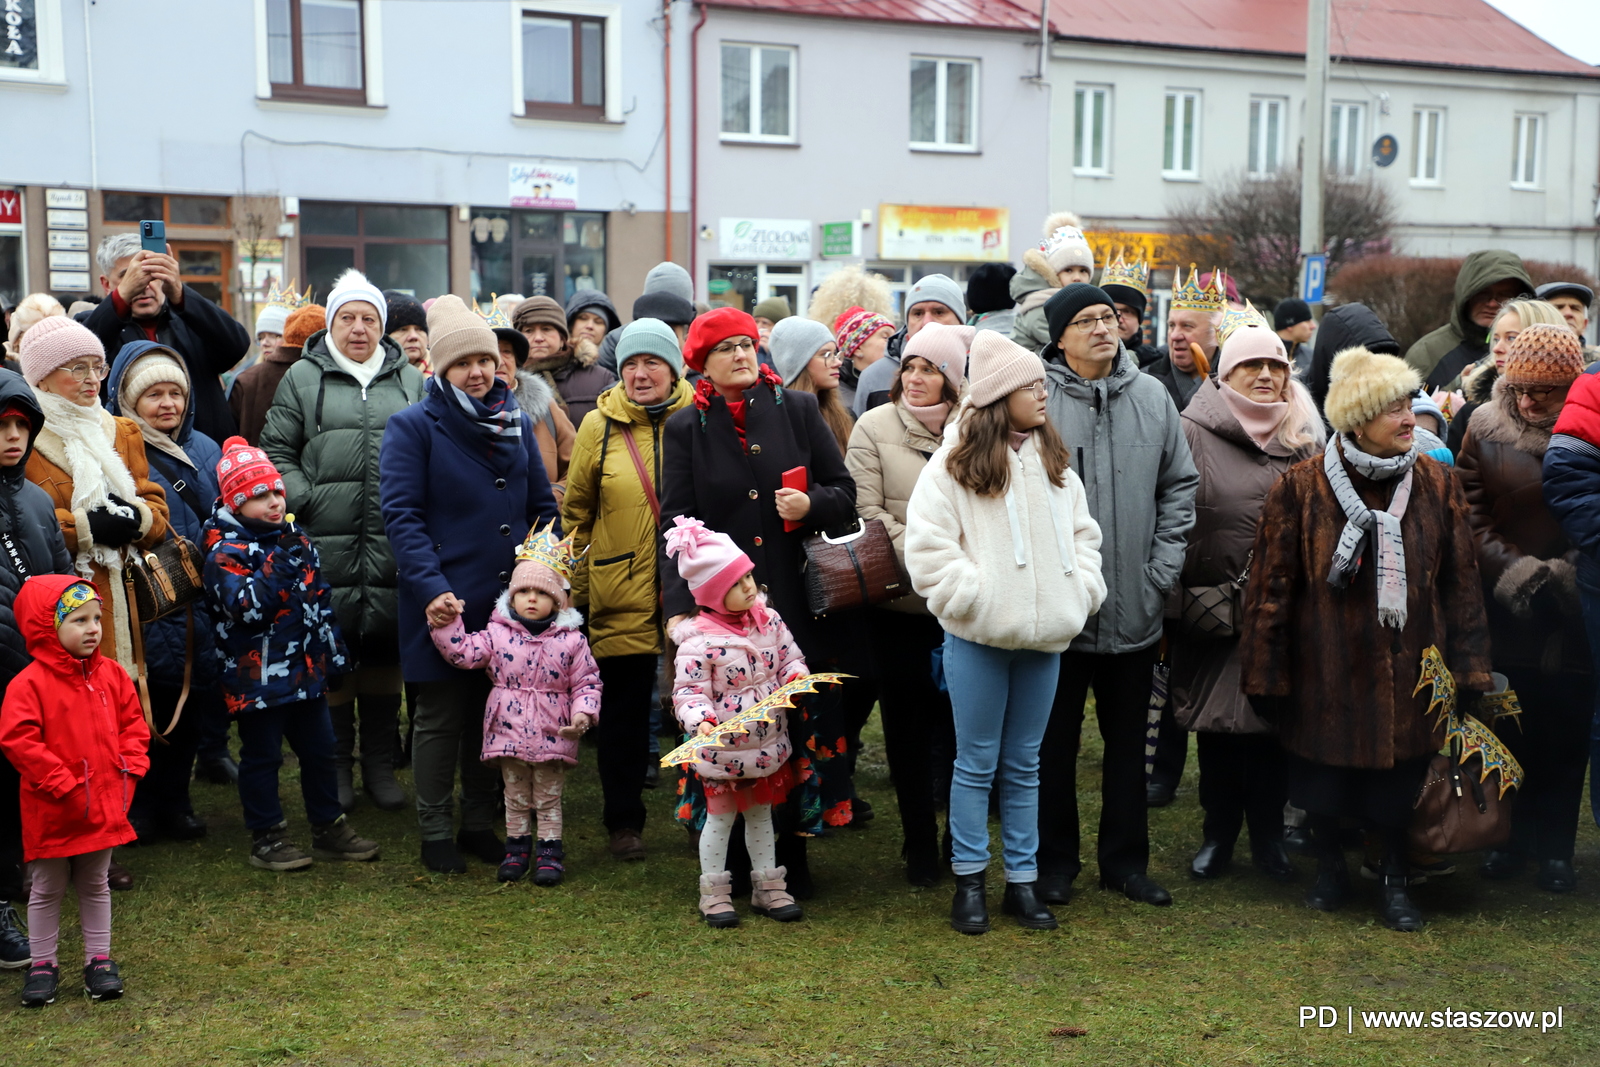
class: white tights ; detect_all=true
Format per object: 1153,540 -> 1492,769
698,803 -> 776,876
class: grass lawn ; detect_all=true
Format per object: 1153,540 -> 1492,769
2,712 -> 1597,1066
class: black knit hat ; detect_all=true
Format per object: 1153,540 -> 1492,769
1045,284 -> 1116,347
965,263 -> 1017,315
1101,283 -> 1147,321
1273,298 -> 1312,331
384,290 -> 428,334
633,290 -> 696,327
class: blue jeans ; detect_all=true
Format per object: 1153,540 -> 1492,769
943,632 -> 1061,881
236,696 -> 343,833
1581,591 -> 1600,829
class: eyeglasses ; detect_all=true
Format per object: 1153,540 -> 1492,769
1026,382 -> 1048,400
58,360 -> 110,382
1507,384 -> 1561,402
1066,312 -> 1119,333
710,338 -> 756,357
819,351 -> 843,365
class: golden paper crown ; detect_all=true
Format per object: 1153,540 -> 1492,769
1099,248 -> 1150,299
514,521 -> 584,583
264,279 -> 312,311
475,294 -> 512,330
1170,264 -> 1227,314
1217,300 -> 1272,347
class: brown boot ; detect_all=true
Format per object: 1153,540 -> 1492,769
698,872 -> 739,928
608,828 -> 646,862
750,866 -> 804,922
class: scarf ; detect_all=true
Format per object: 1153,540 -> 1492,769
1323,435 -> 1418,629
901,397 -> 950,437
431,377 -> 522,474
125,410 -> 193,470
326,335 -> 384,390
33,390 -> 143,674
1219,382 -> 1288,451
701,598 -> 774,637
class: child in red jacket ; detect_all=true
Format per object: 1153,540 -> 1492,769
0,576 -> 148,1008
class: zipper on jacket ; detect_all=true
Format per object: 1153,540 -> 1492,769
261,631 -> 272,680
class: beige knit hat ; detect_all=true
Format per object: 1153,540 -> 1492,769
425,294 -> 499,378
1323,347 -> 1421,434
966,330 -> 1046,408
1502,323 -> 1586,388
121,349 -> 189,406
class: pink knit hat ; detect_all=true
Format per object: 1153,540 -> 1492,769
509,558 -> 569,609
18,315 -> 105,387
1216,325 -> 1290,381
966,330 -> 1046,408
664,516 -> 754,613
903,322 -> 975,389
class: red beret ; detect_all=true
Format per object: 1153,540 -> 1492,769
684,307 -> 759,373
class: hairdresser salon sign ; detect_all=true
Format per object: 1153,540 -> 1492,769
510,164 -> 579,210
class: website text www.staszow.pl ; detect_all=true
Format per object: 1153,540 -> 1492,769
1300,1006 -> 1566,1032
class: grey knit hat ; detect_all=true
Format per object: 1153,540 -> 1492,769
766,317 -> 835,386
644,261 -> 694,303
615,318 -> 686,380
905,273 -> 966,321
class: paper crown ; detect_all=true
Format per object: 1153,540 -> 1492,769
263,279 -> 312,311
514,521 -> 584,582
1099,248 -> 1151,299
475,294 -> 512,330
1170,264 -> 1228,314
1217,300 -> 1272,346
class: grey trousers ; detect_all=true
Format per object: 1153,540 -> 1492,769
412,675 -> 500,841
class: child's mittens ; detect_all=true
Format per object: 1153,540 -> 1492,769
557,713 -> 593,741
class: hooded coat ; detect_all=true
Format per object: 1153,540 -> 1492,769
534,291 -> 621,429
561,378 -> 694,659
260,330 -> 425,660
1043,345 -> 1198,655
1007,249 -> 1058,354
1306,303 -> 1400,416
1404,251 -> 1534,391
0,373 -> 73,690
0,573 -> 150,861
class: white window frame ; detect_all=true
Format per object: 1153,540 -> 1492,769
508,1 -> 622,123
1162,89 -> 1201,181
1411,106 -> 1445,187
1247,96 -> 1287,179
718,41 -> 798,144
252,0 -> 386,108
909,55 -> 980,153
0,0 -> 66,88
1329,101 -> 1365,176
1073,84 -> 1111,176
1512,112 -> 1543,190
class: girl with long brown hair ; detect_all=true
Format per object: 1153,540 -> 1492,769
767,318 -> 854,453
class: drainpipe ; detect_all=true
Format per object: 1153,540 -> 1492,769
663,0 -> 673,263
1037,0 -> 1048,80
689,3 -> 707,289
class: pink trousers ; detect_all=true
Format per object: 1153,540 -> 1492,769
501,759 -> 565,839
28,848 -> 113,966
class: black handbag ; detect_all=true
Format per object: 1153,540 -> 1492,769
1177,551 -> 1252,640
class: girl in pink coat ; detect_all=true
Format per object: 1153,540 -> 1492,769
666,516 -> 807,928
430,528 -> 600,886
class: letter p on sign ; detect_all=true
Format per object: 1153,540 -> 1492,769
1301,254 -> 1327,305
1299,1006 -> 1338,1027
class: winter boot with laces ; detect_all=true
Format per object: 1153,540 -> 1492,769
0,901 -> 30,970
311,815 -> 380,862
533,839 -> 565,887
20,961 -> 58,1007
498,835 -> 533,882
249,823 -> 314,871
698,871 -> 739,928
750,866 -> 804,922
83,956 -> 124,1001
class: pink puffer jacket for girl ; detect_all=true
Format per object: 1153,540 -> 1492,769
669,597 -> 807,782
430,594 -> 602,766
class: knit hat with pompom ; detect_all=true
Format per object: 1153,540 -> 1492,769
216,436 -> 286,510
665,516 -> 754,613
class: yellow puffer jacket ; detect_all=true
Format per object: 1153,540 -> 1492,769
561,378 -> 694,658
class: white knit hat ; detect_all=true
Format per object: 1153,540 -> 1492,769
254,304 -> 289,337
122,349 -> 190,405
325,268 -> 388,332
1042,225 -> 1094,274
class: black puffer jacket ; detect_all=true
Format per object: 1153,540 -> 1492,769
1307,303 -> 1401,417
0,371 -> 74,689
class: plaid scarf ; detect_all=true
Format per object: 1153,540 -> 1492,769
1323,435 -> 1418,629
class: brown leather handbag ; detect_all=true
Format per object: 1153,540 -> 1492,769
1409,738 -> 1515,856
123,536 -> 207,623
801,518 -> 910,616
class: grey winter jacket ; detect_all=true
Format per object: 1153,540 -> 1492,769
1044,344 -> 1198,654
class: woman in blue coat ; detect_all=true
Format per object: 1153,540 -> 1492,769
379,297 -> 560,874
107,340 -> 223,842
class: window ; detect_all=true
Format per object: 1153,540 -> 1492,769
1411,107 -> 1444,186
1512,113 -> 1542,189
0,0 -> 66,86
1163,90 -> 1200,179
299,202 -> 448,303
1247,97 -> 1286,178
1074,85 -> 1110,175
265,0 -> 364,102
168,242 -> 234,313
720,43 -> 796,143
521,11 -> 604,120
103,193 -> 231,228
910,57 -> 978,151
1329,102 -> 1364,176
469,209 -> 606,304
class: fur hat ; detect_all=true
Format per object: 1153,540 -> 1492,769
902,322 -> 974,389
511,296 -> 569,340
282,304 -> 326,351
7,293 -> 65,351
616,318 -> 686,380
1323,347 -> 1422,435
385,290 -> 429,335
833,306 -> 894,363
1502,323 -> 1586,388
325,268 -> 387,332
965,264 -> 1017,316
17,315 -> 104,386
217,436 -> 285,510
426,295 -> 499,378
767,317 -> 834,386
665,516 -> 754,613
967,330 -> 1045,408
752,296 -> 792,324
684,307 -> 759,374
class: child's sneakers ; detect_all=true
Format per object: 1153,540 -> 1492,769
311,815 -> 380,862
0,901 -> 30,970
533,840 -> 564,886
498,836 -> 533,882
20,962 -> 58,1008
250,823 -> 314,870
83,956 -> 123,1001
750,866 -> 804,922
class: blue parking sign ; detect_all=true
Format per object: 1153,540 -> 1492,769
1301,254 -> 1327,304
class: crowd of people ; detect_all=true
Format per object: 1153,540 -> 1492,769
0,216 -> 1597,1006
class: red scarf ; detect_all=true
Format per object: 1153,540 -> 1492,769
692,367 -> 784,450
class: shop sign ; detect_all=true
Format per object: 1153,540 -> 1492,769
49,272 -> 90,292
509,163 -> 579,210
1,0 -> 37,70
1084,230 -> 1179,270
878,205 -> 1008,263
46,208 -> 86,230
820,221 -> 860,258
45,189 -> 85,210
48,250 -> 88,270
47,230 -> 87,250
0,187 -> 18,226
718,218 -> 811,262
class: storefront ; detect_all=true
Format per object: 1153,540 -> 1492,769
102,191 -> 235,312
707,217 -> 812,316
299,200 -> 450,303
0,188 -> 23,309
469,208 -> 607,306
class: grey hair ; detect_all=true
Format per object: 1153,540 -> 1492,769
96,232 -> 144,277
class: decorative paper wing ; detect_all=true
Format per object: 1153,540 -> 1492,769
1414,645 -> 1524,798
659,673 -> 852,768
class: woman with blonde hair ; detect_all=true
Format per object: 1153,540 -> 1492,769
1449,298 -> 1568,454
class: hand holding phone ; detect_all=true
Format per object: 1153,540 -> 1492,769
140,220 -> 166,254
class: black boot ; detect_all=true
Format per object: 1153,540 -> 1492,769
902,834 -> 940,888
776,833 -> 812,901
1190,839 -> 1233,879
1251,838 -> 1296,883
1305,851 -> 1351,911
950,872 -> 989,935
329,700 -> 357,814
457,828 -> 504,865
1379,874 -> 1424,932
1001,882 -> 1058,930
1537,858 -> 1577,893
357,694 -> 406,812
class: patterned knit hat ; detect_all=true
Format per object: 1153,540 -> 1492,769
17,315 -> 105,387
967,330 -> 1046,408
833,306 -> 894,363
1502,323 -> 1586,388
664,516 -> 754,613
1041,225 -> 1095,275
55,580 -> 100,629
216,436 -> 286,510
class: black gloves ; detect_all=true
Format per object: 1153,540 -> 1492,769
86,494 -> 142,547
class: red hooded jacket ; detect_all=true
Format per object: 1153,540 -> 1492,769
0,575 -> 149,861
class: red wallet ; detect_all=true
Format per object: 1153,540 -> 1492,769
781,466 -> 808,532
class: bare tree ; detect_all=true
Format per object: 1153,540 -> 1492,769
1166,169 -> 1395,307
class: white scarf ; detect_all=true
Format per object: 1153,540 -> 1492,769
327,335 -> 384,390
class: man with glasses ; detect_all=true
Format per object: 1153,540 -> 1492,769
1031,283 -> 1198,910
86,232 -> 251,443
1405,250 -> 1534,392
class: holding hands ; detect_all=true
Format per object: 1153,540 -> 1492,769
426,592 -> 466,629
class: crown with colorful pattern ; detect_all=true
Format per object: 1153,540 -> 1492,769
475,295 -> 512,330
263,279 -> 312,311
1217,300 -> 1272,347
1170,264 -> 1228,314
514,521 -> 584,584
1099,248 -> 1151,299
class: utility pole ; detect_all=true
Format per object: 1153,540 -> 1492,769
1300,0 -> 1329,302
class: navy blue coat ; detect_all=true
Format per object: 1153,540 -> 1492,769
106,340 -> 222,689
379,378 -> 560,683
